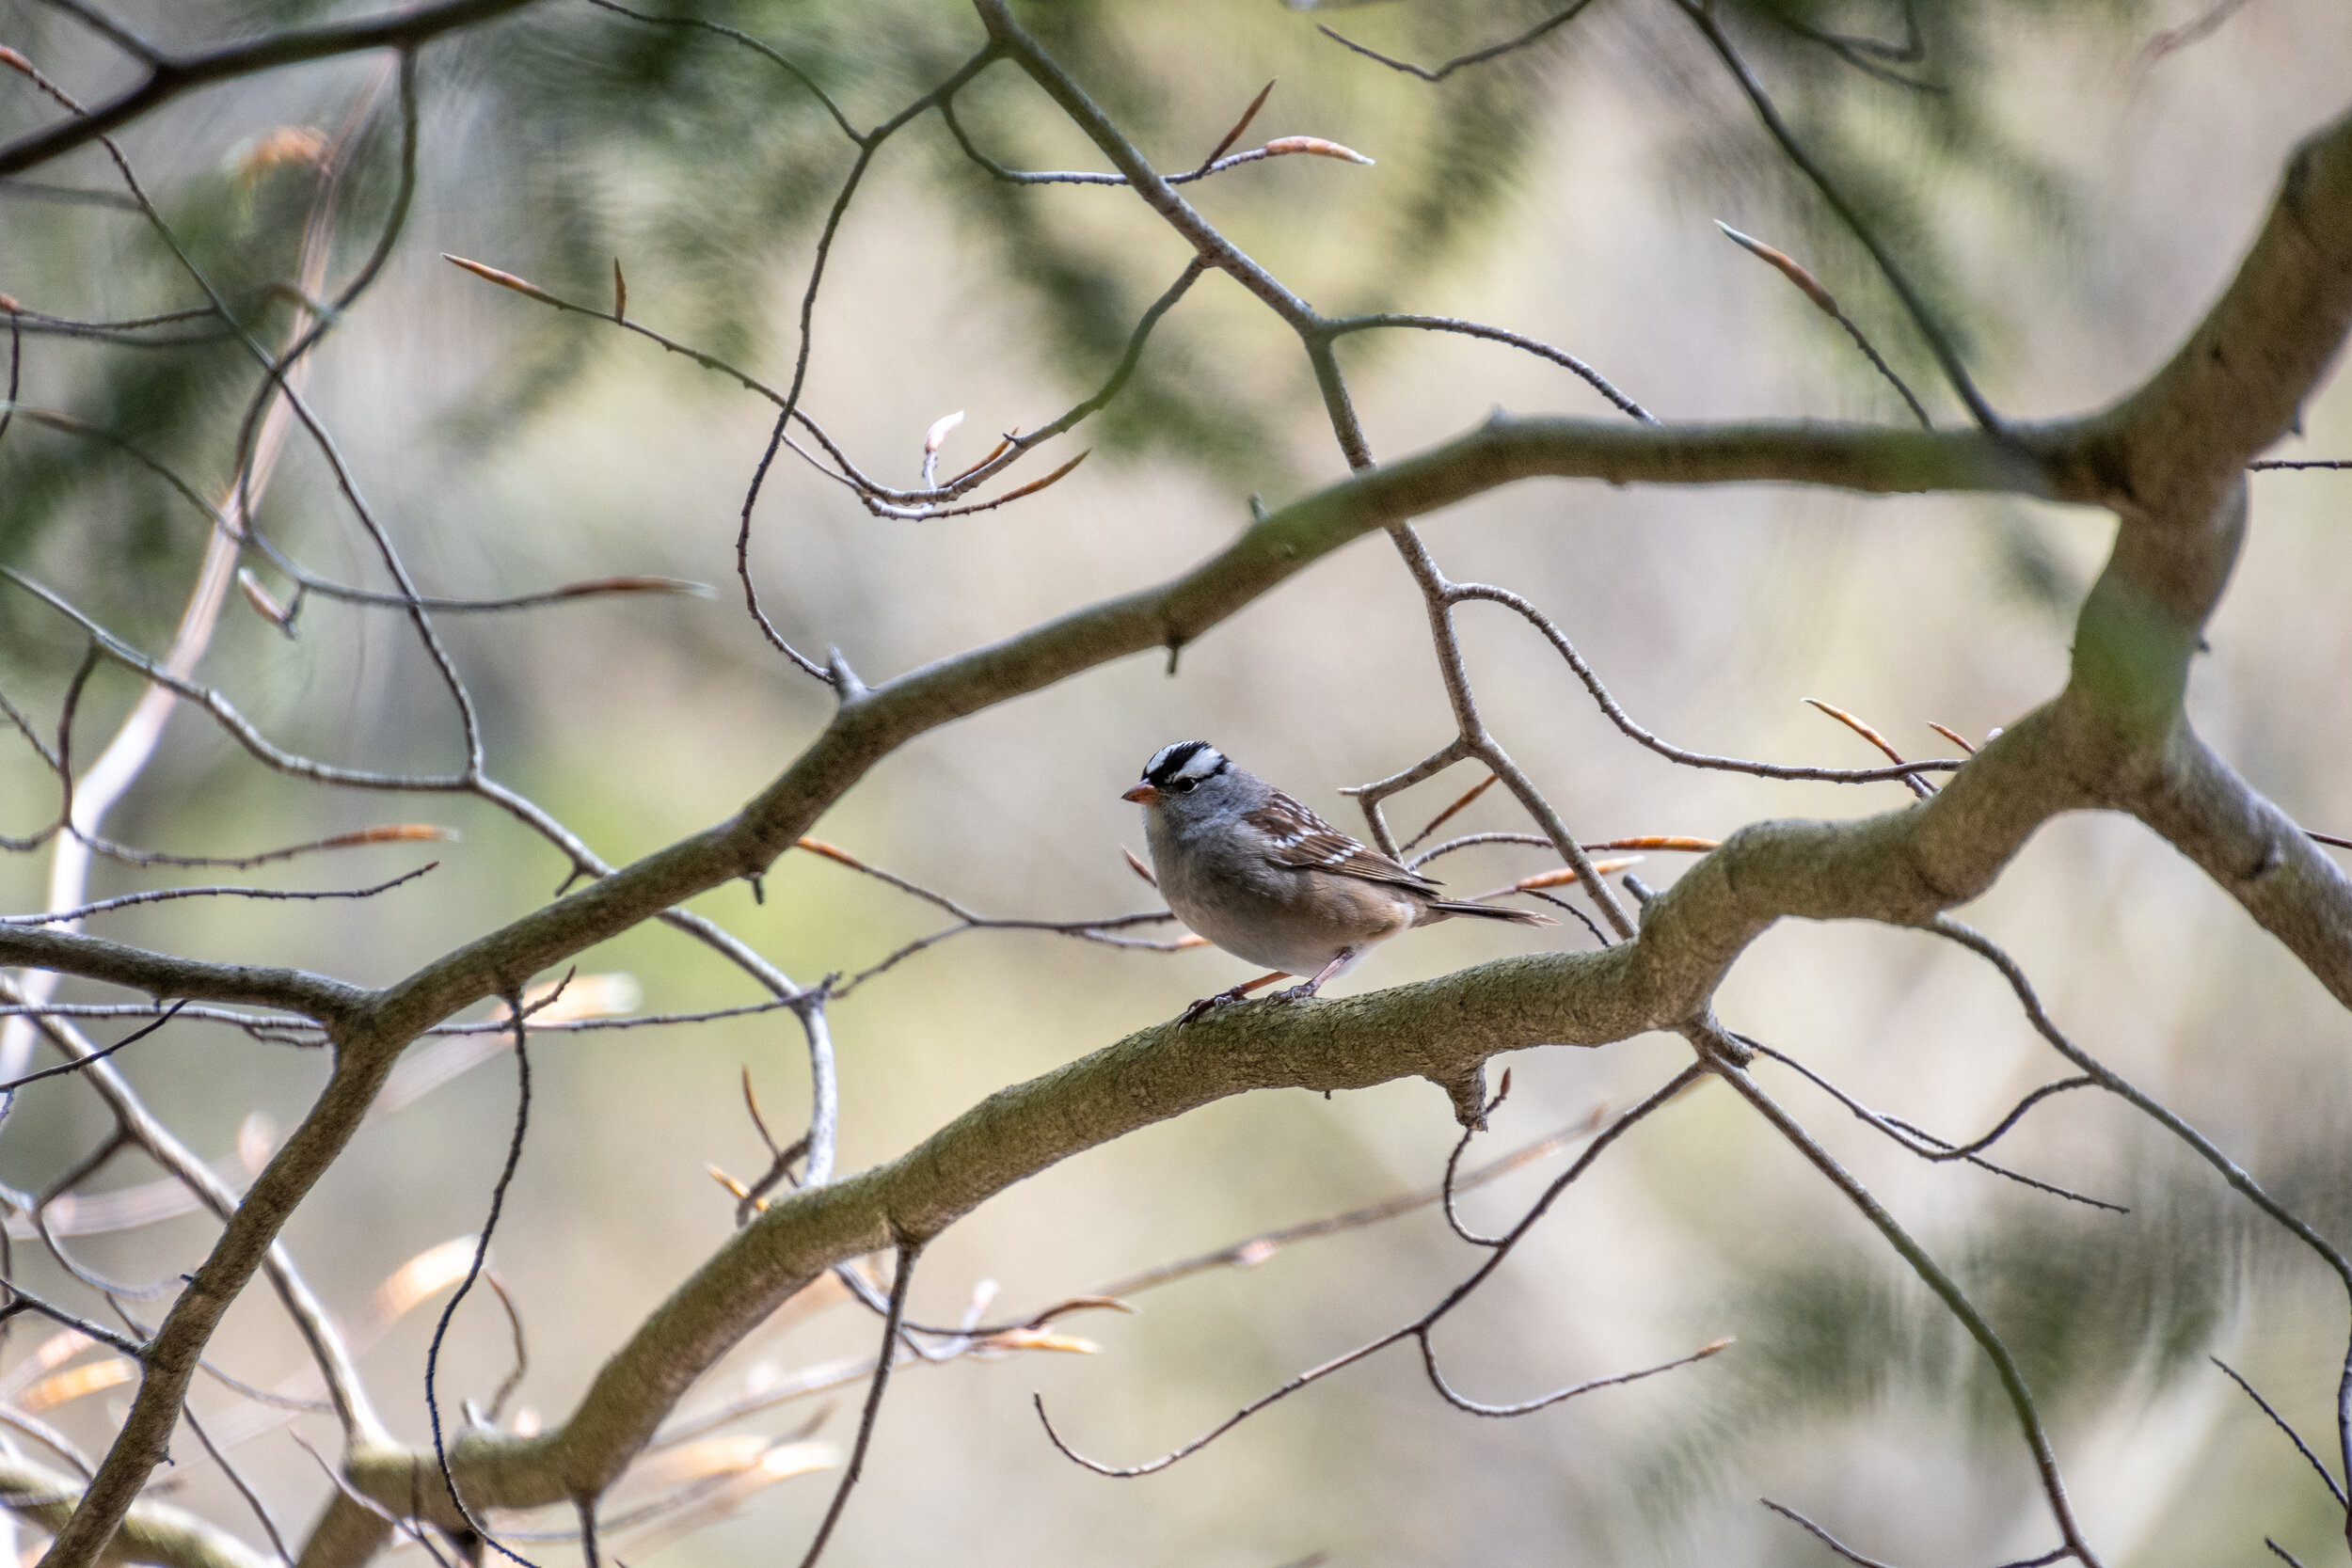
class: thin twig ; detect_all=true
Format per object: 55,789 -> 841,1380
424,1008 -> 542,1568
1034,1066 -> 1711,1474
2,865 -> 435,927
1315,0 -> 1597,83
792,1243 -> 921,1568
0,0 -> 542,177
1741,1037 -> 2121,1212
180,1402 -> 293,1564
1710,1033 -> 2104,1568
1322,313 -> 1652,422
0,1002 -> 186,1093
1451,581 -> 1960,784
1760,1497 -> 2067,1568
1674,1 -> 1999,432
2210,1355 -> 2347,1508
1713,222 -> 1931,426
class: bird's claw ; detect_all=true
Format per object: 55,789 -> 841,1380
1177,987 -> 1249,1028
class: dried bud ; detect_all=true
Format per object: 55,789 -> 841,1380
317,823 -> 460,849
924,409 -> 966,454
237,567 -> 295,635
1715,221 -> 1840,317
1262,135 -> 1375,166
1514,856 -> 1642,892
978,1327 -> 1101,1354
443,253 -> 564,308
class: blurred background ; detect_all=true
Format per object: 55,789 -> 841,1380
3,0 -> 2351,1563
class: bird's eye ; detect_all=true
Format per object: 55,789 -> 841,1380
1170,778 -> 1196,792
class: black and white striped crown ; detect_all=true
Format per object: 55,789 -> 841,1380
1141,740 -> 1229,788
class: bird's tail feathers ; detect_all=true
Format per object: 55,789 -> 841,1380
1426,899 -> 1556,927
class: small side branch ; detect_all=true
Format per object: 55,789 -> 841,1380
2210,1356 -> 2348,1509
1322,313 -> 1651,422
791,1242 -> 921,1568
1033,1064 -> 1714,1475
423,1009 -> 543,1568
1708,1039 -> 2104,1568
1314,0 -> 1598,83
1761,1497 -> 2067,1568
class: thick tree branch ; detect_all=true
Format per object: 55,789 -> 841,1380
0,927 -> 366,1024
319,701 -> 2098,1531
2132,728 -> 2352,1006
2,1455 -> 274,1568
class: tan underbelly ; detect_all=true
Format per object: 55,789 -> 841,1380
1174,886 -> 1416,975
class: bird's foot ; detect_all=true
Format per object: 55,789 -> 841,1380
1268,979 -> 1324,1004
1176,971 -> 1293,1027
1177,986 -> 1254,1027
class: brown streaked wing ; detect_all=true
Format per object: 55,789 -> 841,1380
1247,792 -> 1442,892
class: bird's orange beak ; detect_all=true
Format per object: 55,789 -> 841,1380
1121,783 -> 1160,805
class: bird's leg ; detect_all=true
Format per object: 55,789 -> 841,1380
1178,971 -> 1290,1027
1272,951 -> 1355,1004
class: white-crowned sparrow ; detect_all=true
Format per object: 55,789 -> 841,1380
1122,741 -> 1553,1022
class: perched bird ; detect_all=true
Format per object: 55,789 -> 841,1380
1122,741 -> 1553,1022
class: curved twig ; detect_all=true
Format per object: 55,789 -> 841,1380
1671,0 -> 1999,432
2,866 -> 435,927
0,1002 -> 185,1093
1416,1331 -> 1729,1418
1314,0 -> 1597,83
1033,1065 -> 1709,1475
2210,1355 -> 2348,1510
1709,1042 -> 2105,1568
792,1243 -> 921,1568
1322,312 -> 1651,422
423,1010 -> 542,1568
1450,581 -> 1963,783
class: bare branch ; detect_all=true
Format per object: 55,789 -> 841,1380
178,1404 -> 292,1566
0,1002 -> 186,1093
1740,1037 -> 2123,1212
1453,581 -> 1961,783
1760,1497 -> 2066,1568
1709,1042 -> 2105,1567
3,866 -> 435,928
583,0 -> 859,143
1034,1064 -> 1709,1474
1714,222 -> 1931,428
424,1014 -> 540,1568
0,1454 -> 277,1568
1673,1 -> 1998,431
1321,312 -> 1652,422
0,1289 -> 146,1356
2210,1356 -> 2347,1509
1314,0 -> 1597,84
792,1243 -> 920,1568
0,0 -> 547,177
